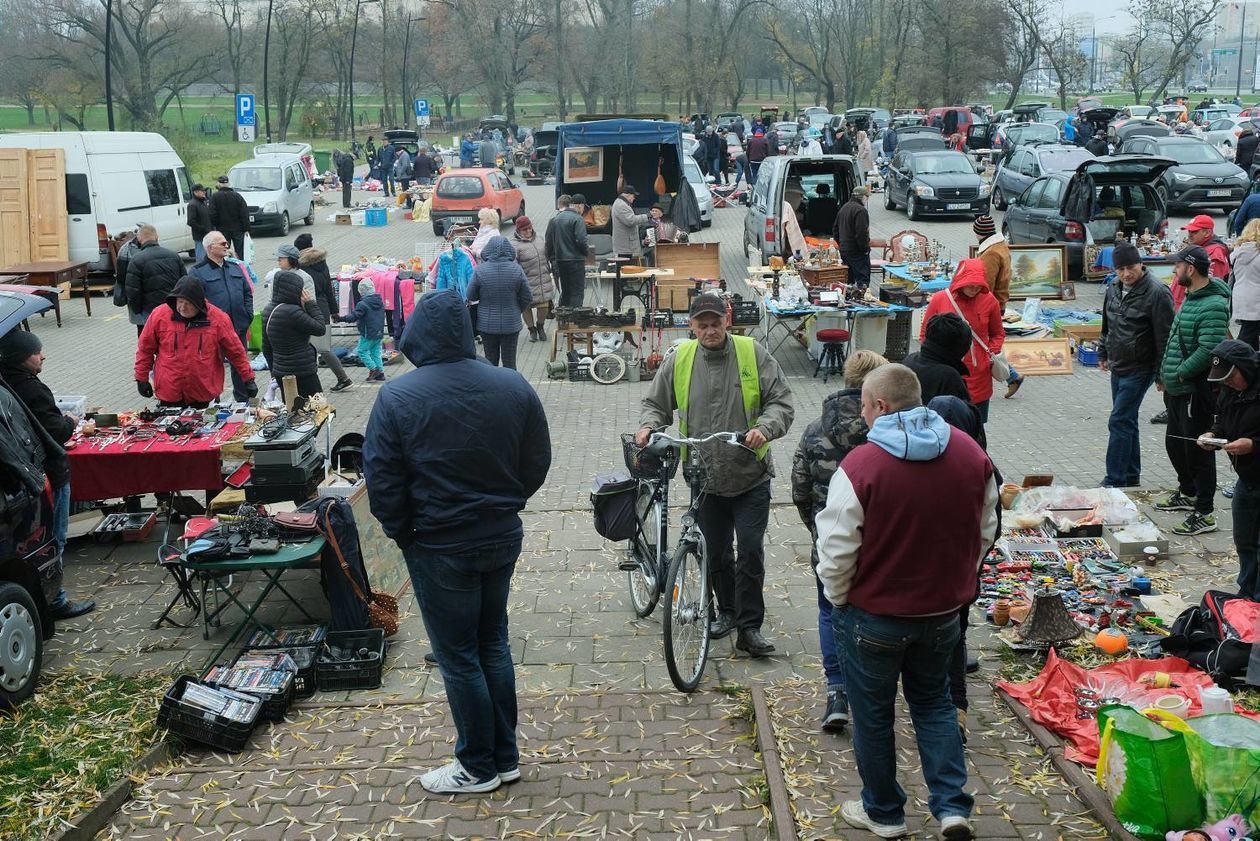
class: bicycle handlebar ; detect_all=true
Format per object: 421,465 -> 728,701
645,430 -> 746,455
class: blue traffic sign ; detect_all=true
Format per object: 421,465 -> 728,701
236,94 -> 256,126
414,99 -> 430,118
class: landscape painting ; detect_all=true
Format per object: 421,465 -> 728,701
1007,244 -> 1068,298
563,146 -> 603,183
1003,337 -> 1073,376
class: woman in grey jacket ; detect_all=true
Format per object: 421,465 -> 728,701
1234,220 -> 1260,348
511,216 -> 555,342
467,236 -> 532,369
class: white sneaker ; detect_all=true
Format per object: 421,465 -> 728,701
940,815 -> 975,839
417,760 -> 501,794
498,767 -> 521,783
840,800 -> 908,838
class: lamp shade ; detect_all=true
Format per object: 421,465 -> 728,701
1017,588 -> 1082,645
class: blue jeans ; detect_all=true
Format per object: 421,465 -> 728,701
405,539 -> 521,781
1105,370 -> 1154,487
1006,364 -> 1020,384
194,240 -> 206,263
834,605 -> 972,825
1233,479 -> 1260,600
814,570 -> 845,690
229,328 -> 250,402
49,482 -> 72,611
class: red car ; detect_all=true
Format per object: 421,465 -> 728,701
430,168 -> 525,236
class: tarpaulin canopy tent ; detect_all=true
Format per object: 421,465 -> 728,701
555,119 -> 703,232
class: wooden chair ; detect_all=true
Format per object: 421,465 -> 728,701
882,230 -> 929,263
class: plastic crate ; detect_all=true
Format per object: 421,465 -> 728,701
246,644 -> 318,699
364,207 -> 387,227
316,629 -> 386,691
568,361 -> 591,382
202,662 -> 295,723
245,625 -> 327,650
157,676 -> 261,753
883,310 -> 913,362
1077,345 -> 1100,366
730,300 -> 760,326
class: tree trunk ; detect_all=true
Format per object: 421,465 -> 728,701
24,101 -> 35,126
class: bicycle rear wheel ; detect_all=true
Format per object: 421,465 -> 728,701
627,485 -> 662,618
663,538 -> 711,693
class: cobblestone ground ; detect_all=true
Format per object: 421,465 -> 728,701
22,181 -> 1243,838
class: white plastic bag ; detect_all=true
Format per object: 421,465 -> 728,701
243,233 -> 256,268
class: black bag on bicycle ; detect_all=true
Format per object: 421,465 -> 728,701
591,472 -> 637,541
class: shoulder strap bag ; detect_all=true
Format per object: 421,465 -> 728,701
321,505 -> 399,636
946,289 -> 1011,382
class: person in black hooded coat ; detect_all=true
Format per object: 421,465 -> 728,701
263,270 -> 326,402
903,312 -> 973,405
296,234 -> 353,391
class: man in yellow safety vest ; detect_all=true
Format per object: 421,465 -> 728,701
636,294 -> 795,657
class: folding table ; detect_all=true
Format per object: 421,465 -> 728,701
182,536 -> 326,668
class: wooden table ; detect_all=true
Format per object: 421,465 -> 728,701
0,261 -> 93,319
597,267 -> 675,311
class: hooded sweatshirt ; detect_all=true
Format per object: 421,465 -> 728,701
134,276 -> 253,404
920,260 -> 1004,404
815,405 -> 999,616
262,271 -> 325,377
904,312 -> 972,405
361,290 -> 552,551
467,236 -> 533,335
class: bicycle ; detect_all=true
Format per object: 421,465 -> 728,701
620,430 -> 747,692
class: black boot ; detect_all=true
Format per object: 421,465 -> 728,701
537,323 -> 546,342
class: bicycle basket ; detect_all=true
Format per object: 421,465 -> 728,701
621,433 -> 680,481
590,472 -> 638,542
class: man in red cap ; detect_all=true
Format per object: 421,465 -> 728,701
1175,215 -> 1231,309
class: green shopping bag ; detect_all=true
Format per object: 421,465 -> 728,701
1097,705 -> 1203,839
1182,714 -> 1260,827
248,311 -> 263,352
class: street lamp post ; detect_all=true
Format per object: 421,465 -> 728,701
104,0 -> 115,130
401,15 -> 425,130
262,0 -> 274,142
1239,2 -> 1250,98
349,0 -> 381,143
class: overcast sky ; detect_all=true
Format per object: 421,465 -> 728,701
1061,0 -> 1135,32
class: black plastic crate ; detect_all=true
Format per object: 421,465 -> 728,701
245,625 -> 327,649
730,300 -> 761,326
316,628 -> 386,691
157,676 -> 261,753
202,662 -> 296,723
243,644 -> 318,699
884,310 -> 913,362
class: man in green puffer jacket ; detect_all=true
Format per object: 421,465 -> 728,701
1156,244 -> 1232,536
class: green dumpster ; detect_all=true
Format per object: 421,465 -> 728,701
313,150 -> 332,174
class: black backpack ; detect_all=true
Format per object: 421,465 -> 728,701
591,472 -> 638,542
1161,589 -> 1257,688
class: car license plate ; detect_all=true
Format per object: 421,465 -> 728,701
946,202 -> 970,210
249,215 -> 256,222
1207,189 -> 1232,197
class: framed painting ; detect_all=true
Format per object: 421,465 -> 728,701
563,146 -> 603,183
1003,337 -> 1073,376
1144,260 -> 1176,286
969,243 -> 1069,298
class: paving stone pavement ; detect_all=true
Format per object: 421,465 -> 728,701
23,183 -> 1245,838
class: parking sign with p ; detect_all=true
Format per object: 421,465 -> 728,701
236,94 -> 256,126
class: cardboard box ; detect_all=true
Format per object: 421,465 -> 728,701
1104,523 -> 1169,559
1055,323 -> 1102,343
335,213 -> 352,226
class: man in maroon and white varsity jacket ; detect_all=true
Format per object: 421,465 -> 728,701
814,363 -> 999,839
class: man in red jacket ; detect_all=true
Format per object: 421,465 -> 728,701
134,277 -> 257,408
815,363 -> 999,840
1174,215 -> 1231,309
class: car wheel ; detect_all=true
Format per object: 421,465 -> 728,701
993,188 -> 1007,211
304,204 -> 315,226
884,185 -> 895,210
279,212 -> 290,236
515,200 -> 526,221
1156,184 -> 1172,212
0,582 -> 42,710
907,194 -> 921,221
432,219 -> 444,236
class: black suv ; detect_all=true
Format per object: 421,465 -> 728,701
1120,134 -> 1250,211
884,148 -> 990,219
0,292 -> 63,709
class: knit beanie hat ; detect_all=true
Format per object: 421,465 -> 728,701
0,329 -> 41,365
1112,242 -> 1143,269
358,279 -> 375,297
972,215 -> 996,239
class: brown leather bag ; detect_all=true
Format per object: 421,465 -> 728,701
321,506 -> 399,636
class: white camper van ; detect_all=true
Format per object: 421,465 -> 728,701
0,132 -> 194,271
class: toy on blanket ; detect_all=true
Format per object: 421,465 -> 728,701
1166,815 -> 1250,841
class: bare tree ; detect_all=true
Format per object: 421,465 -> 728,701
1134,0 -> 1223,102
1111,27 -> 1164,104
270,0 -> 316,138
208,0 -> 250,96
1041,19 -> 1088,109
765,0 -> 840,109
999,0 -> 1047,109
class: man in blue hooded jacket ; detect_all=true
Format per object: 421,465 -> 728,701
362,290 -> 551,795
815,363 -> 999,840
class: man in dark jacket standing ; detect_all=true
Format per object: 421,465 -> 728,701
189,232 -> 254,402
816,364 -> 998,840
1237,125 -> 1259,178
833,187 -> 884,292
0,332 -> 94,619
1086,131 -> 1110,157
187,184 -> 212,262
208,176 -> 251,259
904,312 -> 973,405
363,290 -> 550,795
545,193 -> 590,307
1099,242 -> 1174,489
335,150 -> 355,208
377,140 -> 395,196
125,224 -> 183,332
1204,340 -> 1260,600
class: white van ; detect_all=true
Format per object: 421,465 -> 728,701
227,152 -> 315,237
0,131 -> 193,271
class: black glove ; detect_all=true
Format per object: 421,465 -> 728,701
244,380 -> 258,399
136,380 -> 153,399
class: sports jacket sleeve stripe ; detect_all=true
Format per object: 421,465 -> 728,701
814,464 -> 864,606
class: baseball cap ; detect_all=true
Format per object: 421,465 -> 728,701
689,293 -> 727,318
570,193 -> 587,205
1207,339 -> 1259,382
1171,244 -> 1211,275
850,186 -> 869,199
217,175 -> 230,184
275,244 -> 301,261
1181,214 -> 1216,233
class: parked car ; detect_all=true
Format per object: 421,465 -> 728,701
925,106 -> 981,136
228,152 -> 315,236
797,106 -> 830,122
1076,107 -> 1121,140
993,144 -> 1095,210
429,167 -> 525,235
883,148 -> 990,220
1002,155 -> 1175,277
772,121 -> 800,152
681,156 -> 713,227
0,131 -> 194,269
844,107 -> 891,134
715,112 -> 742,131
1109,117 -> 1173,147
744,154 -> 861,262
527,129 -> 559,177
1188,80 -> 1210,93
891,114 -> 926,130
1120,104 -> 1159,120
1119,134 -> 1249,211
996,122 -> 1061,164
1201,117 -> 1260,151
1156,103 -> 1189,123
1191,107 -> 1232,127
0,291 -> 62,710
381,129 -> 423,159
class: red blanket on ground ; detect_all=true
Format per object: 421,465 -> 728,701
996,649 -> 1242,766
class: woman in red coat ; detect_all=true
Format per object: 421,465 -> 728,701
919,259 -> 1004,421
134,276 -> 257,408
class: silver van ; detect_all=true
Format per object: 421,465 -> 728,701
743,155 -> 861,263
227,152 -> 315,236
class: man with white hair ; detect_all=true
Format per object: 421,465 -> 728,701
832,186 -> 885,292
190,231 -> 255,402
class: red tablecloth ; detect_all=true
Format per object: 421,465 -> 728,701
68,422 -> 243,502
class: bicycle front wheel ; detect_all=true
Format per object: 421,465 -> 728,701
663,538 -> 711,693
627,485 -> 662,618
